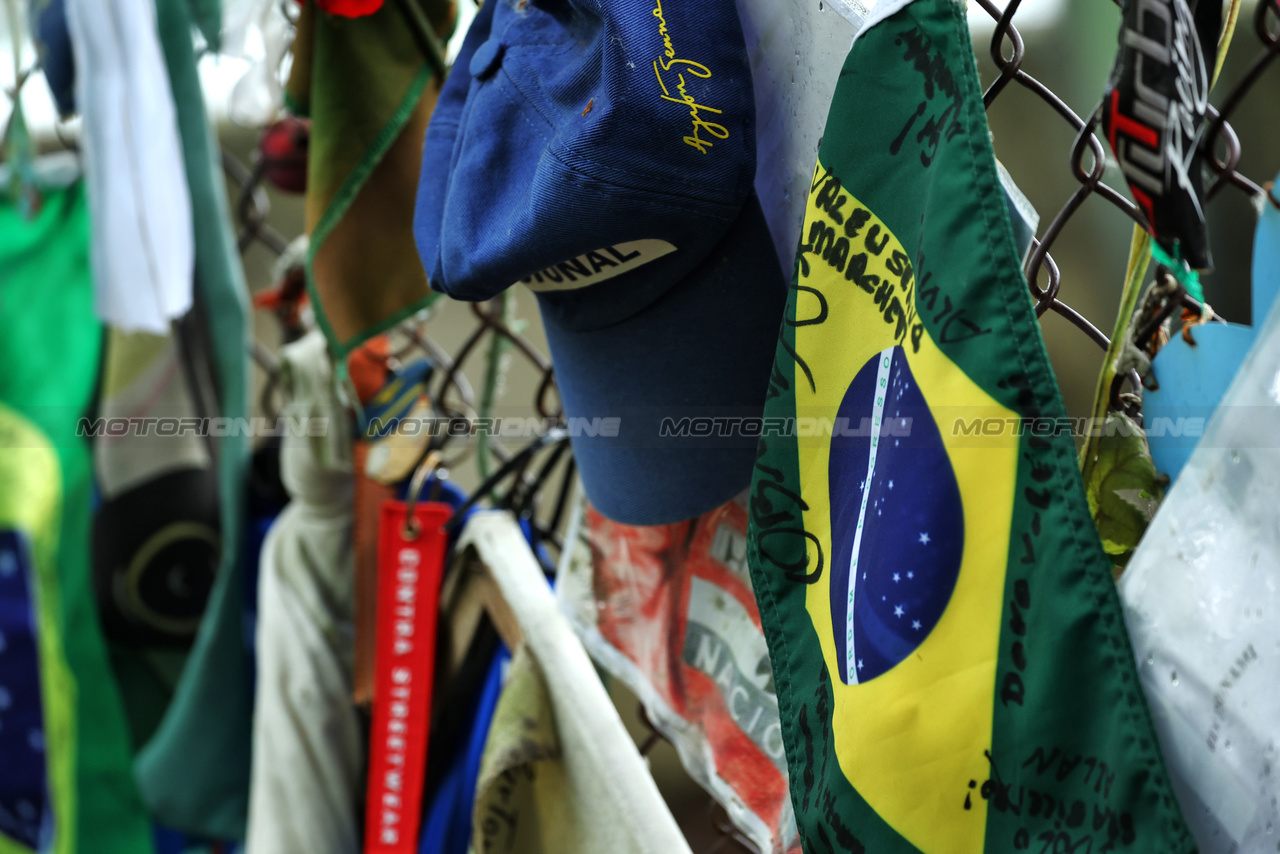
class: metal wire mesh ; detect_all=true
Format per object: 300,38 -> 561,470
974,0 -> 1280,352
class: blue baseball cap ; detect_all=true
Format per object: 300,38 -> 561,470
414,0 -> 786,525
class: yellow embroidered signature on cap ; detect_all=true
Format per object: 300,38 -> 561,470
651,0 -> 728,154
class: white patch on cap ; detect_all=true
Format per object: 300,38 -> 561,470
518,240 -> 677,292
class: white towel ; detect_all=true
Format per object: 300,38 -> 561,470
65,0 -> 194,333
461,511 -> 692,854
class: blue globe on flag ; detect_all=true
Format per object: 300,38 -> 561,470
0,530 -> 51,848
828,346 -> 964,685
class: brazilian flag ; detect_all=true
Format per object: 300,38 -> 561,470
744,0 -> 1194,851
0,180 -> 155,854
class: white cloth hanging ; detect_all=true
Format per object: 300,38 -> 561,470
1118,274 -> 1280,853
65,0 -> 194,333
245,330 -> 361,854
460,511 -> 693,854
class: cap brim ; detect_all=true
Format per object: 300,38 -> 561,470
539,195 -> 787,526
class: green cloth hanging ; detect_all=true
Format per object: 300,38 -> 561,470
132,0 -> 253,840
0,175 -> 156,854
286,0 -> 453,359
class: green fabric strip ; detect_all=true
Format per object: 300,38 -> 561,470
133,0 -> 253,840
304,64 -> 436,360
292,0 -> 452,358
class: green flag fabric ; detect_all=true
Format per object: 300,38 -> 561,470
744,0 -> 1194,851
0,173 -> 155,854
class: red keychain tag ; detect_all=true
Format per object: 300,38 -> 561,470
364,498 -> 451,854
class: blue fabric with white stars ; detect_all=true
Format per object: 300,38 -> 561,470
0,529 -> 52,849
827,347 -> 964,684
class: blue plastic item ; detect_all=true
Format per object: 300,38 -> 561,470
1145,175 -> 1280,482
